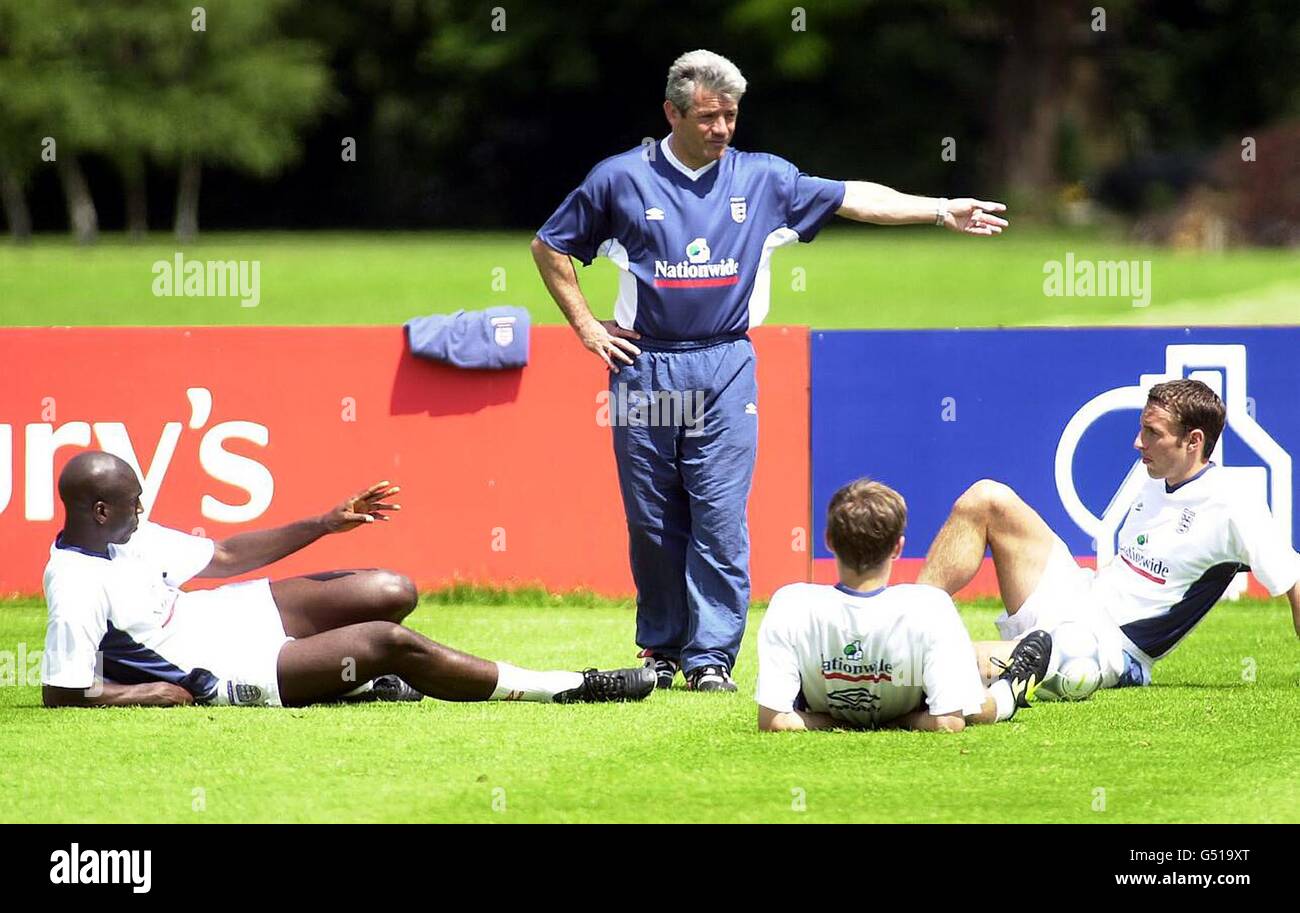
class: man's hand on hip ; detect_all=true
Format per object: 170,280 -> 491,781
578,319 -> 641,373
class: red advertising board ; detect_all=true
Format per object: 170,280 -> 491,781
0,326 -> 811,597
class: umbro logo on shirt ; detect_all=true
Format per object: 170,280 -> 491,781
828,688 -> 881,712
645,207 -> 665,221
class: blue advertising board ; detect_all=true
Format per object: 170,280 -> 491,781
811,327 -> 1299,564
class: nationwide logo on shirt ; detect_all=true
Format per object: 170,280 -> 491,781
653,236 -> 740,288
821,654 -> 893,684
1119,543 -> 1170,584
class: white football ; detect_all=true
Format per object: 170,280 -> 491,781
1034,621 -> 1103,702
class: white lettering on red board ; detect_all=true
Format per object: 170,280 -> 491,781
0,387 -> 273,523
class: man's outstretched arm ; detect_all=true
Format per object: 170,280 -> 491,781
758,704 -> 845,732
759,704 -> 978,732
836,181 -> 1008,236
43,682 -> 193,708
881,709 -> 969,732
197,481 -> 401,578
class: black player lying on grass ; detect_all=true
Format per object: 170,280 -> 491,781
40,451 -> 655,708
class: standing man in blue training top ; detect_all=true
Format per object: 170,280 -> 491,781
531,49 -> 1008,692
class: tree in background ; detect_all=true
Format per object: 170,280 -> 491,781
0,0 -> 113,243
142,0 -> 331,241
1,0 -> 1295,238
0,7 -> 37,243
84,1 -> 188,239
0,0 -> 330,242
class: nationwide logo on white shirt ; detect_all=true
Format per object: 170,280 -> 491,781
653,236 -> 740,288
820,654 -> 894,683
645,207 -> 665,221
1119,543 -> 1171,584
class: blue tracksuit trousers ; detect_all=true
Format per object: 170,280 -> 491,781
609,333 -> 758,674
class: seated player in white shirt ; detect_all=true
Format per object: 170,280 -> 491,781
755,479 -> 1051,732
917,379 -> 1300,689
41,451 -> 654,708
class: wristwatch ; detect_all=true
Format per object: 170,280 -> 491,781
935,198 -> 949,227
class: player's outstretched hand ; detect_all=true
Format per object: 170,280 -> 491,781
944,199 -> 1008,236
579,318 -> 641,373
325,481 -> 402,533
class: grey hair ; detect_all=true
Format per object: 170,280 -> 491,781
665,50 -> 747,113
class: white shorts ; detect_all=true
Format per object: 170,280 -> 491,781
165,578 -> 291,706
994,536 -> 1149,689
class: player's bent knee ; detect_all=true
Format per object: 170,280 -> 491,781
371,570 -> 418,618
957,478 -> 1017,520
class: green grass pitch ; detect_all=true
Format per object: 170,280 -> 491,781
1,596 -> 1296,823
1,228 -> 1297,328
2,230 -> 1296,822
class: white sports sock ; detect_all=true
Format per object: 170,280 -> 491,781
490,663 -> 583,703
989,679 -> 1016,721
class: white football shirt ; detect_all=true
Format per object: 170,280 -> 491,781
1093,463 -> 1300,660
42,521 -> 217,690
756,582 -> 987,727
